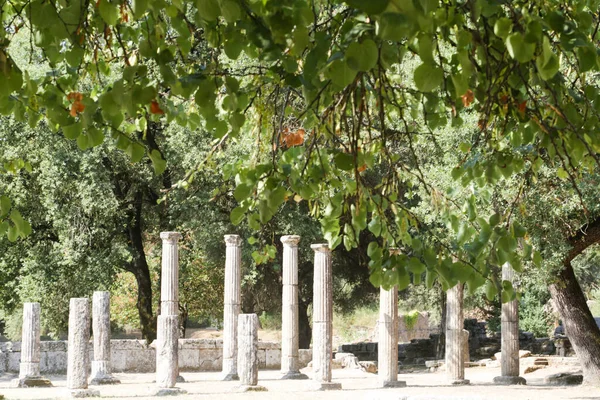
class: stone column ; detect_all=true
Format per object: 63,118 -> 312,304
66,298 -> 99,397
378,249 -> 406,388
494,263 -> 526,385
445,283 -> 469,385
280,235 -> 308,380
309,244 -> 341,391
234,314 -> 267,392
221,234 -> 242,381
90,291 -> 120,385
154,232 -> 186,395
12,303 -> 52,388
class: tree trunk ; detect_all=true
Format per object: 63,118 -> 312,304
436,288 -> 447,360
298,300 -> 312,349
127,191 -> 156,343
548,261 -> 600,385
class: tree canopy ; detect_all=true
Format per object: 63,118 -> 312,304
3,0 -> 600,382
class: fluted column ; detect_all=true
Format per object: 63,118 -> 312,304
154,232 -> 185,395
494,263 -> 526,385
234,314 -> 267,392
66,298 -> 99,397
90,291 -> 120,385
12,303 -> 52,388
378,249 -> 406,388
445,283 -> 469,385
310,244 -> 341,391
280,235 -> 308,380
222,234 -> 242,381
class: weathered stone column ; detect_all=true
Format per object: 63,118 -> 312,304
90,291 -> 119,385
66,298 -> 99,398
309,244 -> 341,391
280,235 -> 308,380
494,263 -> 526,385
221,234 -> 242,381
234,314 -> 267,392
445,283 -> 469,385
378,249 -> 406,388
12,303 -> 52,388
154,232 -> 186,395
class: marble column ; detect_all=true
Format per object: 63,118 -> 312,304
493,263 -> 526,385
221,234 -> 242,381
90,291 -> 120,385
309,244 -> 341,391
234,314 -> 267,392
12,303 -> 52,388
154,232 -> 185,395
280,235 -> 308,380
378,249 -> 406,388
67,298 -> 99,397
445,283 -> 469,385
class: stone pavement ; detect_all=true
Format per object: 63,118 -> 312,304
0,365 -> 597,400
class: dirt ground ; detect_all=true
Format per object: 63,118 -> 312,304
0,361 -> 597,400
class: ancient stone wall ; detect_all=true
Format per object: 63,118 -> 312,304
0,339 -> 311,374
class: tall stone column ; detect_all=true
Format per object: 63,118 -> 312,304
280,235 -> 308,380
234,314 -> 267,392
221,234 -> 242,381
12,303 -> 52,388
309,244 -> 341,391
90,291 -> 120,385
494,263 -> 526,385
66,298 -> 99,398
378,249 -> 406,388
154,232 -> 186,395
445,283 -> 469,385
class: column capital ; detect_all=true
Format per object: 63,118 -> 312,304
160,232 -> 182,242
224,234 -> 242,247
311,243 -> 330,253
281,235 -> 301,247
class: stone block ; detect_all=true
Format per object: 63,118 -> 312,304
544,372 -> 583,386
265,349 -> 280,369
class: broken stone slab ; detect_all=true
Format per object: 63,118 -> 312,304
65,388 -> 101,398
150,387 -> 187,396
359,361 -> 377,374
524,366 -> 544,374
493,375 -> 526,385
544,372 -> 583,386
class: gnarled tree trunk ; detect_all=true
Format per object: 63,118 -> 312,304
548,218 -> 600,385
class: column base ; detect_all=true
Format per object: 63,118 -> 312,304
449,379 -> 470,385
66,388 -> 101,398
90,375 -> 121,385
12,376 -> 53,388
307,381 -> 343,391
280,371 -> 309,380
151,387 -> 187,396
380,380 -> 407,388
233,384 -> 268,392
493,376 -> 526,385
220,372 -> 239,381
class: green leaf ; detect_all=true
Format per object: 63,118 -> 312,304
345,0 -> 389,15
220,0 -> 240,22
234,183 -> 253,202
98,0 -> 119,25
327,59 -> 358,88
149,149 -> 167,175
368,215 -> 382,236
576,46 -> 597,72
0,196 -> 11,217
334,152 -> 354,171
485,279 -> 498,301
7,225 -> 17,242
536,37 -> 559,80
414,63 -> 444,92
506,33 -> 535,63
346,40 -> 379,72
126,143 -> 145,163
230,206 -> 245,225
197,0 -> 220,21
494,17 -> 512,39
62,122 -> 82,140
